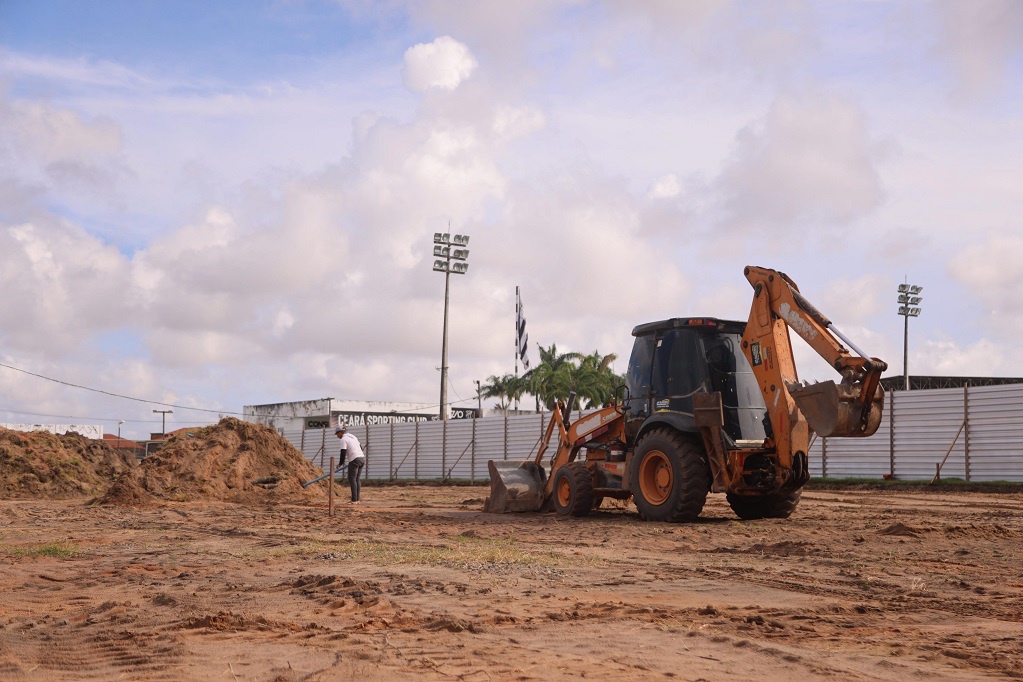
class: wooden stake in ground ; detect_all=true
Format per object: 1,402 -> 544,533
930,420 -> 966,485
328,456 -> 334,517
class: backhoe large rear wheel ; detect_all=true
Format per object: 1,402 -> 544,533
630,428 -> 710,522
553,462 -> 594,517
727,489 -> 802,520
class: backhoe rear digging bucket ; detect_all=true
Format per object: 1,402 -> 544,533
484,460 -> 547,513
790,380 -> 884,438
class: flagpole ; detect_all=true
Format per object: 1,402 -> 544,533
514,286 -> 519,410
515,286 -> 530,412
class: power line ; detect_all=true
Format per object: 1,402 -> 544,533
0,406 -> 219,425
0,407 -> 154,423
0,362 -> 244,416
0,360 -> 480,420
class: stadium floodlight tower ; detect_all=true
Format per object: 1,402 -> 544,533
897,282 -> 923,391
433,232 -> 470,421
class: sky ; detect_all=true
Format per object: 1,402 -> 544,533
1,0 -> 1021,439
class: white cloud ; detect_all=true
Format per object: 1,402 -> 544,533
0,52 -> 152,90
818,274 -> 889,326
933,0 -> 1023,97
272,307 -> 295,337
403,36 -> 478,92
648,173 -> 681,199
914,338 -> 1011,376
717,93 -> 885,231
948,236 -> 1023,337
0,219 -> 131,353
0,94 -> 125,195
948,235 -> 1023,301
404,1 -> 562,78
4,101 -> 121,163
492,105 -> 545,139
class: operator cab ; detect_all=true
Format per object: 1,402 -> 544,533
625,317 -> 767,445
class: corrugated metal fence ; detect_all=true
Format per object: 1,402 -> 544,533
810,383 -> 1023,482
282,412 -> 556,483
282,384 -> 1023,482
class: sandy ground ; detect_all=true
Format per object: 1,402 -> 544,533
1,485 -> 1021,681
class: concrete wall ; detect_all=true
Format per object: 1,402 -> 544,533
1,423 -> 104,439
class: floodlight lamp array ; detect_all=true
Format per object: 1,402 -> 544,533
896,282 -> 923,318
433,232 -> 470,246
433,260 -> 469,274
433,245 -> 470,260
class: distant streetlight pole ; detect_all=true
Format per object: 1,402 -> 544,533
432,231 -> 470,421
153,409 -> 173,437
897,282 -> 923,391
118,420 -> 125,447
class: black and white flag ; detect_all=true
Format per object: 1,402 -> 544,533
516,287 -> 530,370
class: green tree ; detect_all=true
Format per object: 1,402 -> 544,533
523,343 -> 583,410
572,351 -> 625,408
480,373 -> 527,411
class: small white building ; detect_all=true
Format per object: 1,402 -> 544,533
242,398 -> 480,433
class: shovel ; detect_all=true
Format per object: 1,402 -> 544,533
302,462 -> 349,488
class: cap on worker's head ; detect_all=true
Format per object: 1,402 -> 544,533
334,423 -> 346,433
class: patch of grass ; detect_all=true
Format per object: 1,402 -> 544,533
5,541 -> 81,559
805,478 -> 1022,493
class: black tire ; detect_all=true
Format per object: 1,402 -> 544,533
553,462 -> 594,517
630,428 -> 710,522
727,489 -> 802,520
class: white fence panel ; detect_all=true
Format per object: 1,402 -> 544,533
506,414 -> 548,462
808,404 -> 892,479
966,384 -> 1023,482
283,427 -> 332,469
387,421 -> 421,479
440,419 -> 477,479
474,417 -> 512,463
892,389 -> 968,480
416,422 -> 444,478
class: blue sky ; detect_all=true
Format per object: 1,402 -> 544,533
0,1 -> 394,78
1,1 -> 1022,437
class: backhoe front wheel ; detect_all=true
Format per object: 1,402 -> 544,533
630,429 -> 710,522
553,462 -> 594,517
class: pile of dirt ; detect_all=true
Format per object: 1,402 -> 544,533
97,417 -> 329,506
0,428 -> 137,500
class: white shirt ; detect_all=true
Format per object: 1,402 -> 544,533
337,432 -> 365,462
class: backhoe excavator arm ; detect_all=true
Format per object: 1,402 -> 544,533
741,266 -> 888,461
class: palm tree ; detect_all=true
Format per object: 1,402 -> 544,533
480,373 -> 527,411
523,343 -> 584,410
572,351 -> 624,408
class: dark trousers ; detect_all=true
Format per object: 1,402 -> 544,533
347,458 -> 364,501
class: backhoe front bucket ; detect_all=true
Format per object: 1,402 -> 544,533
790,380 -> 884,438
484,460 -> 547,513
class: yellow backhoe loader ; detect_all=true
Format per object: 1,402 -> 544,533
485,265 -> 887,521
